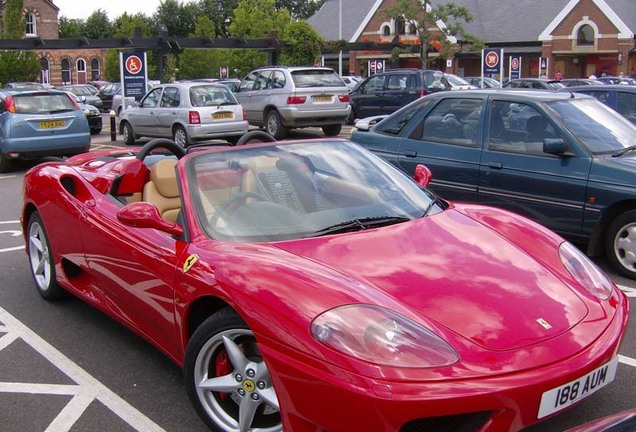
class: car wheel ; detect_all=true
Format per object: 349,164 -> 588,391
173,126 -> 190,148
0,153 -> 13,173
605,210 -> 636,279
265,110 -> 286,140
322,124 -> 342,137
121,121 -> 136,145
184,308 -> 281,432
27,212 -> 65,300
90,128 -> 102,135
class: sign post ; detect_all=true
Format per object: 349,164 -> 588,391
539,56 -> 549,79
119,52 -> 148,114
368,59 -> 385,75
219,66 -> 229,79
482,48 -> 504,86
509,56 -> 522,81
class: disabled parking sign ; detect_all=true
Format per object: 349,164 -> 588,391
120,52 -> 148,100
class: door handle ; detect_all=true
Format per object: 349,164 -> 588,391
403,150 -> 417,158
487,161 -> 503,169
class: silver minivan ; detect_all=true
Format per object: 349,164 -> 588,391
119,82 -> 249,147
235,66 -> 350,139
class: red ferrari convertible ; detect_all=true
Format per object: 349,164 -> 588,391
21,137 -> 629,432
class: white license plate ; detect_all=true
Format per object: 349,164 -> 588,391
538,358 -> 618,419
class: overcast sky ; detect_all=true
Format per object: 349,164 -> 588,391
53,0 -> 197,20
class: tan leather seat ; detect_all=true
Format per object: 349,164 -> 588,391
142,159 -> 181,222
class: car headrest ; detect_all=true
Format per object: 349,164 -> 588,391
150,159 -> 179,198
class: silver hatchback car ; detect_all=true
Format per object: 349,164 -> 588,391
119,82 -> 249,146
235,66 -> 350,139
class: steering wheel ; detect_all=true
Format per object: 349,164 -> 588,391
136,138 -> 187,161
235,130 -> 277,146
209,192 -> 267,227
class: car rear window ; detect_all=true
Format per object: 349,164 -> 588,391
189,85 -> 238,107
13,93 -> 76,114
291,70 -> 345,88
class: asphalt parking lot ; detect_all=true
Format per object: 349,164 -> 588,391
0,119 -> 634,432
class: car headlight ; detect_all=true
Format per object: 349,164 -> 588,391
311,304 -> 459,367
560,241 -> 613,300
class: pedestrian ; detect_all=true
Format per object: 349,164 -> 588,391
555,71 -> 563,81
589,73 -> 597,79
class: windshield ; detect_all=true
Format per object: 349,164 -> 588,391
188,141 -> 440,242
547,98 -> 636,154
13,93 -> 76,114
189,85 -> 238,107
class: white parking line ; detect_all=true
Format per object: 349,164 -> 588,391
0,175 -> 17,180
617,285 -> 636,298
0,246 -> 24,253
619,355 -> 636,368
0,306 -> 167,432
0,220 -> 20,224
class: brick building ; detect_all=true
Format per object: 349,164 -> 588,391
1,0 -> 106,85
308,0 -> 636,80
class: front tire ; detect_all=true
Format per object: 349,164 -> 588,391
184,308 -> 281,432
121,121 -> 136,145
0,153 -> 12,173
27,212 -> 65,300
605,210 -> 636,279
322,124 -> 342,137
264,110 -> 286,140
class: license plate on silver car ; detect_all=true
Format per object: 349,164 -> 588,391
537,358 -> 618,419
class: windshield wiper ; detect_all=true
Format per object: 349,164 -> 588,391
421,197 -> 442,218
306,216 -> 411,238
612,145 -> 636,157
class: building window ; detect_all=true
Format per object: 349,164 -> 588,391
91,58 -> 101,80
25,12 -> 36,36
396,17 -> 406,35
61,58 -> 72,85
382,25 -> 390,36
77,58 -> 86,73
576,24 -> 594,46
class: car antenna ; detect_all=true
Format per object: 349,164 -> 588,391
569,91 -> 575,98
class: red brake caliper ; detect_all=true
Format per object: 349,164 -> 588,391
215,348 -> 231,401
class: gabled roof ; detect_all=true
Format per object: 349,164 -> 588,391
539,0 -> 632,40
308,0 -> 635,44
307,0 -> 379,42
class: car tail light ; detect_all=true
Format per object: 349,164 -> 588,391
338,94 -> 350,103
3,96 -> 16,113
419,90 -> 428,97
286,95 -> 307,105
188,111 -> 201,124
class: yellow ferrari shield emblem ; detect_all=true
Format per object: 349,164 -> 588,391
536,318 -> 552,330
183,254 -> 199,273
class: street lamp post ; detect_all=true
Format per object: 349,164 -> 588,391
339,0 -> 343,75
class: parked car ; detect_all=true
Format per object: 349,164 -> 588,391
340,75 -> 362,92
96,82 -> 121,112
0,88 -> 90,172
119,82 -> 249,146
565,408 -> 636,432
3,82 -> 46,89
559,78 -> 605,87
348,68 -> 451,124
235,66 -> 350,139
112,80 -> 161,116
351,89 -> 636,279
504,78 -> 566,90
216,78 -> 241,92
445,73 -> 479,90
65,91 -> 102,135
59,84 -> 104,110
464,76 -> 503,88
558,84 -> 636,124
21,137 -> 628,432
596,76 -> 636,86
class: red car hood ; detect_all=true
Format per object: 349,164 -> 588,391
275,209 -> 588,351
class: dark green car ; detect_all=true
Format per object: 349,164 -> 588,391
351,89 -> 636,279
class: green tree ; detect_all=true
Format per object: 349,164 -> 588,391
279,21 -> 323,66
275,0 -> 324,20
229,0 -> 291,39
196,0 -> 240,38
178,16 -> 231,79
84,9 -> 114,39
0,0 -> 40,85
154,0 -> 199,38
385,0 -> 482,67
113,13 -> 154,38
58,16 -> 85,38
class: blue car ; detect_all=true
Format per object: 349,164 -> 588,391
351,89 -> 636,279
0,88 -> 91,172
559,84 -> 636,125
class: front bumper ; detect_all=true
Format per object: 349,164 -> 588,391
260,294 -> 629,432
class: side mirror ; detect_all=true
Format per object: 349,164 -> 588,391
79,95 -> 87,103
413,164 -> 432,187
543,138 -> 567,155
117,202 -> 184,236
